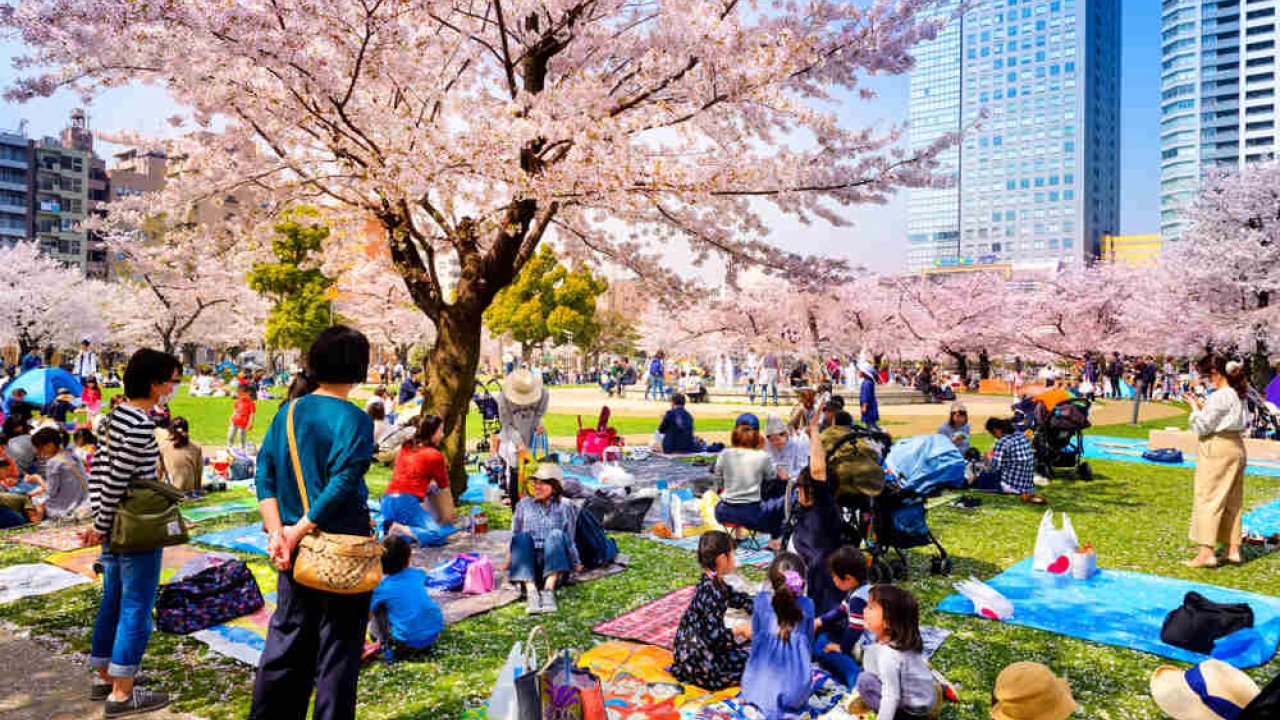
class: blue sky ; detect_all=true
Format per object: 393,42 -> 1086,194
0,2 -> 1163,272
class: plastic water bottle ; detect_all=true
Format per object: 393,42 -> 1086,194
656,480 -> 672,530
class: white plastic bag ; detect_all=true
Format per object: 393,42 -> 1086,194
486,639 -> 524,720
954,577 -> 1014,620
1032,509 -> 1079,573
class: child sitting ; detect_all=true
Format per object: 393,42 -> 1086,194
813,546 -> 871,688
369,535 -> 444,663
740,552 -> 816,719
856,585 -> 940,720
671,530 -> 754,690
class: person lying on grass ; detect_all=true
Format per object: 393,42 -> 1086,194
970,417 -> 1047,505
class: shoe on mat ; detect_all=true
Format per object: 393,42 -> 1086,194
91,678 -> 113,702
525,590 -> 542,615
104,688 -> 171,718
540,589 -> 558,614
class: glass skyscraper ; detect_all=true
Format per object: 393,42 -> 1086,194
1161,0 -> 1279,242
906,0 -> 1121,272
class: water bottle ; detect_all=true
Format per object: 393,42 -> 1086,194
656,480 -> 672,530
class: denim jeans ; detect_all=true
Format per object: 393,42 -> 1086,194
814,632 -> 861,688
90,547 -> 163,678
228,424 -> 247,447
714,497 -> 785,537
508,530 -> 572,585
645,376 -> 666,400
381,493 -> 449,546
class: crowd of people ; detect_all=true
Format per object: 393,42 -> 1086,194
0,324 -> 1269,720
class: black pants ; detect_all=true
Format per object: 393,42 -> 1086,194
249,569 -> 372,720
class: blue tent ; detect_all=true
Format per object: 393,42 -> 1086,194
3,368 -> 83,407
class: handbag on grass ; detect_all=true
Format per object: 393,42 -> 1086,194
286,399 -> 383,595
109,475 -> 189,553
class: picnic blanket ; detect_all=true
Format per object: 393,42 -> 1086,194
645,534 -> 775,568
592,585 -> 951,657
936,557 -> 1280,668
1081,435 -> 1280,477
194,523 -> 269,555
411,530 -> 629,624
1244,495 -> 1280,538
0,563 -> 91,604
578,641 -> 850,718
182,496 -> 261,523
5,523 -> 92,552
46,544 -> 212,581
561,456 -> 713,491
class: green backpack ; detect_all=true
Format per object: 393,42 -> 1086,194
821,428 -> 885,497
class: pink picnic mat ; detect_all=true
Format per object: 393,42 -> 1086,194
6,524 -> 92,552
592,585 -> 695,649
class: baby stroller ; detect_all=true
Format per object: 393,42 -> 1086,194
857,434 -> 967,582
1016,393 -> 1093,481
472,378 -> 502,453
1245,387 -> 1280,441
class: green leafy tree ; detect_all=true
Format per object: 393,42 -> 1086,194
248,208 -> 336,352
587,308 -> 641,361
484,245 -> 607,359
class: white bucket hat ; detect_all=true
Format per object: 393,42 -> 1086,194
764,413 -> 787,437
1150,660 -> 1261,720
502,369 -> 544,406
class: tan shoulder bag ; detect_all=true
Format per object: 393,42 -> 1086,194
286,398 -> 383,594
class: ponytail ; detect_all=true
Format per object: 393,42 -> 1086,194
170,417 -> 191,449
1196,353 -> 1249,399
767,552 -> 806,642
287,370 -> 319,400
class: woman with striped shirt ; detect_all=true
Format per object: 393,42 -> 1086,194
82,348 -> 182,718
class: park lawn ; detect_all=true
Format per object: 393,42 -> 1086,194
0,430 -> 1276,718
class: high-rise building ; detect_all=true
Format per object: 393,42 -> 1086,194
32,136 -> 91,272
906,0 -> 1121,272
0,128 -> 32,248
1160,0 -> 1279,242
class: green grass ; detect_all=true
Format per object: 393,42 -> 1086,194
10,396 -> 1273,718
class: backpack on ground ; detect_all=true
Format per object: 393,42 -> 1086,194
155,558 -> 264,634
1142,448 -> 1184,464
574,504 -> 619,569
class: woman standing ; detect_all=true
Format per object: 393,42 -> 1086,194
250,326 -> 376,720
1182,353 -> 1249,568
382,413 -> 456,545
493,369 -> 549,499
83,348 -> 183,718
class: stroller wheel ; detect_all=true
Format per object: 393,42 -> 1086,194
869,559 -> 893,584
1077,462 -> 1094,481
930,556 -> 953,576
889,559 -> 909,581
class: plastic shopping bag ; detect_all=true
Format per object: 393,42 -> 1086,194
1032,509 -> 1078,573
488,638 -> 525,720
955,577 -> 1014,620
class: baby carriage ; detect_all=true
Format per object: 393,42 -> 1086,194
857,434 -> 967,581
472,378 -> 502,453
1245,387 -> 1280,441
1015,392 -> 1093,481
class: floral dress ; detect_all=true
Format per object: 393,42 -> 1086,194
670,573 -> 754,690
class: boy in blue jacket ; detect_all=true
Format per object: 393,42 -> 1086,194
370,535 -> 444,663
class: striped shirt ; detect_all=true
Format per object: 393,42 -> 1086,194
89,405 -> 159,535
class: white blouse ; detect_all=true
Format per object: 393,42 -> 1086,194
1189,387 -> 1247,437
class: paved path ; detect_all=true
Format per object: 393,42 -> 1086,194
0,625 -> 196,720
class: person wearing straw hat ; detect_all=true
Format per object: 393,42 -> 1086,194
1151,660 -> 1261,720
493,369 -> 549,499
990,662 -> 1077,720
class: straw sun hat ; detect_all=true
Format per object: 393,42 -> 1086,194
502,369 -> 544,406
990,662 -> 1078,720
1150,660 -> 1260,720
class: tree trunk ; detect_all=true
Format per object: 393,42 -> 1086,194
422,306 -> 484,497
945,349 -> 969,380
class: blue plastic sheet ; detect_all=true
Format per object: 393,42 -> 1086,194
936,558 -> 1280,668
1243,496 -> 1280,538
193,523 -> 269,555
1081,435 -> 1280,478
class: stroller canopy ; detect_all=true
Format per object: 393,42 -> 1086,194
885,434 -> 967,495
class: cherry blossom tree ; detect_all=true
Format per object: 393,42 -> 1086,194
891,272 -> 1010,377
1171,161 -> 1280,386
328,243 -> 437,367
4,0 -> 950,489
1009,265 -> 1142,362
0,242 -> 106,357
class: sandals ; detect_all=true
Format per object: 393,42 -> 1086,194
1183,556 -> 1220,569
1019,493 -> 1049,505
1220,554 -> 1244,565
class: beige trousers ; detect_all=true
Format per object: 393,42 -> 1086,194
1190,432 -> 1246,547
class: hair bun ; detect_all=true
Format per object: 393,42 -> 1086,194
1225,360 -> 1243,375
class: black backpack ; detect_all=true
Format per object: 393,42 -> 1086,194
574,504 -> 618,570
1160,591 -> 1254,654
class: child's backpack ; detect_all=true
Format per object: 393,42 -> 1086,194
155,558 -> 264,634
574,504 -> 619,570
462,555 -> 495,595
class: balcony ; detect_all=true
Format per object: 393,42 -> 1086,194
0,180 -> 26,193
0,202 -> 25,214
0,225 -> 26,238
0,158 -> 27,170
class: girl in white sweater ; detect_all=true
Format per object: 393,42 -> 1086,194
856,585 -> 938,720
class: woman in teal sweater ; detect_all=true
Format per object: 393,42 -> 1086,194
250,326 -> 376,720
